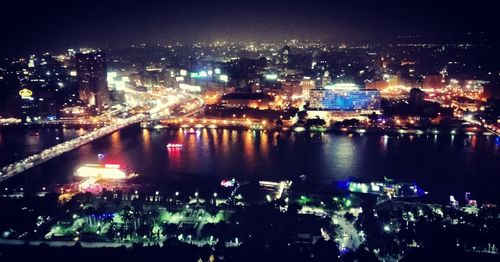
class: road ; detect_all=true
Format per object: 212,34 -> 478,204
0,90 -> 203,183
461,114 -> 500,136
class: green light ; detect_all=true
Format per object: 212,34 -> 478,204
298,195 -> 311,205
310,126 -> 327,132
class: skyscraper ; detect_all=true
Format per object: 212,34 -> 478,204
75,52 -> 109,112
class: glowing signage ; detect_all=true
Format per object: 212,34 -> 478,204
265,74 -> 278,81
19,88 -> 33,99
199,71 -> 208,77
219,74 -> 228,82
179,83 -> 202,92
221,178 -> 236,187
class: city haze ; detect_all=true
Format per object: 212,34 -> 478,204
1,0 -> 499,55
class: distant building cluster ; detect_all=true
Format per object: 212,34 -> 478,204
0,40 -> 498,131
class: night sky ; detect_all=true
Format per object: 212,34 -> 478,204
1,0 -> 498,55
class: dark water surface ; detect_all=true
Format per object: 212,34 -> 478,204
1,125 -> 499,203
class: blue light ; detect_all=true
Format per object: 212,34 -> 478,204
337,180 -> 350,190
312,88 -> 381,111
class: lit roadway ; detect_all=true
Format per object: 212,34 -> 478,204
0,90 -> 204,183
430,98 -> 499,136
461,114 -> 500,136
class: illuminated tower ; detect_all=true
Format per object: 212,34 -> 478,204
75,52 -> 109,113
281,45 -> 290,66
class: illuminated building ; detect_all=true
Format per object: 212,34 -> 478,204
462,80 -> 486,93
365,80 -> 390,91
300,78 -> 315,99
316,71 -> 331,88
221,93 -> 273,110
281,80 -> 303,97
19,88 -> 37,122
203,88 -> 224,105
451,97 -> 479,112
75,164 -> 127,179
280,45 -> 290,66
422,75 -> 444,90
309,83 -> 381,111
75,52 -> 109,112
366,75 -> 406,93
179,83 -> 202,93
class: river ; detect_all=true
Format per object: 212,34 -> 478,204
1,125 -> 499,203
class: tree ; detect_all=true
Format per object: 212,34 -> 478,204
312,239 -> 341,262
368,112 -> 379,123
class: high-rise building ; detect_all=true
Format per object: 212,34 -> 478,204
315,71 -> 331,88
309,83 -> 381,111
75,52 -> 109,112
301,78 -> 315,99
280,45 -> 290,66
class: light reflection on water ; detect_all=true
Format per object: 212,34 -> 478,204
1,125 -> 500,202
0,127 -> 88,166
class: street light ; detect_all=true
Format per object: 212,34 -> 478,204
213,192 -> 217,198
175,191 -> 179,196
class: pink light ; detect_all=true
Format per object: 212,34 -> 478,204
221,180 -> 234,187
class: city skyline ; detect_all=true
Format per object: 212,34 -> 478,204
0,1 -> 499,261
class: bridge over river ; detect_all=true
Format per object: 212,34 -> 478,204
0,91 -> 204,183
